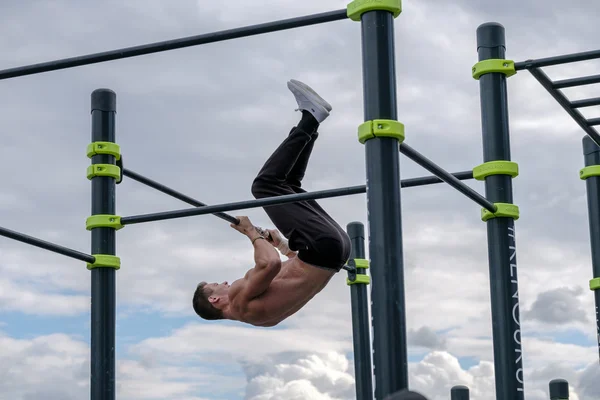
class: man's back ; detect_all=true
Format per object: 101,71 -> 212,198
230,258 -> 335,327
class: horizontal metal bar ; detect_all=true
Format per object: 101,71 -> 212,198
515,48 -> 600,70
588,118 -> 600,126
0,226 -> 95,263
553,74 -> 600,89
122,168 -> 239,224
399,143 -> 496,212
528,67 -> 600,146
120,170 -> 475,226
0,9 -> 348,81
571,97 -> 600,108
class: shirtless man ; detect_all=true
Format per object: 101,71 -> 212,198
192,79 -> 351,327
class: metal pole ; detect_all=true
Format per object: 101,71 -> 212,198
123,168 -> 239,224
450,385 -> 470,400
120,170 -> 474,226
0,10 -> 348,81
514,48 -> 600,70
476,22 -> 524,400
90,89 -> 118,400
581,135 -> 600,361
526,67 -> 600,146
359,8 -> 408,398
399,144 -> 496,212
346,222 -> 373,400
553,74 -> 600,89
0,226 -> 95,263
549,379 -> 569,399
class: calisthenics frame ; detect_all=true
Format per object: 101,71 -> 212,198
1,1 -> 599,400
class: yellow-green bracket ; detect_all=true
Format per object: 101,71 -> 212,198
87,254 -> 121,270
347,0 -> 402,22
358,119 -> 405,144
346,258 -> 371,286
481,203 -> 520,222
473,161 -> 519,181
472,59 -> 517,80
580,165 -> 600,180
590,277 -> 600,291
87,142 -> 121,160
86,215 -> 124,231
87,164 -> 121,181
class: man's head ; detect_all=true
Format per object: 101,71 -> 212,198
192,281 -> 231,320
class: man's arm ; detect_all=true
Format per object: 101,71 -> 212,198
229,218 -> 282,313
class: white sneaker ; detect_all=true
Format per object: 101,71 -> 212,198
287,79 -> 331,123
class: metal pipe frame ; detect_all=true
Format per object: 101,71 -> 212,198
0,9 -> 348,81
476,22 -> 524,400
0,226 -> 95,263
399,143 -> 496,212
515,48 -> 600,70
553,74 -> 600,89
89,89 -> 118,400
346,222 -> 373,400
119,170 -> 475,226
526,67 -> 600,146
581,135 -> 600,362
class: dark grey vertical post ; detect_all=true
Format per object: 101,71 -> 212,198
582,135 -> 600,360
476,23 -> 524,400
451,385 -> 470,400
549,379 -> 569,399
346,222 -> 373,400
90,89 -> 117,400
359,8 -> 407,398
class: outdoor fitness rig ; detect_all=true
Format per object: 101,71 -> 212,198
0,1 -> 598,400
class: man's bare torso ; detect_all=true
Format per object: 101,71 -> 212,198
230,257 -> 335,327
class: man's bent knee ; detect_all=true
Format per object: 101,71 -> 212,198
251,177 -> 271,199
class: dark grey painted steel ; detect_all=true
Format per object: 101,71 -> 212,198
477,22 -> 524,400
346,222 -> 373,400
582,135 -> 600,362
90,89 -> 118,400
0,10 -> 348,81
515,48 -> 600,70
359,8 -> 408,398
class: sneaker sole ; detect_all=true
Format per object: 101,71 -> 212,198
288,79 -> 332,111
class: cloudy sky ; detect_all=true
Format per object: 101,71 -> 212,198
1,0 -> 599,399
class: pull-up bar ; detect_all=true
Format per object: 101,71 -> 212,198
0,9 -> 348,81
514,48 -> 600,70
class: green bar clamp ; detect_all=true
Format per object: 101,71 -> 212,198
590,277 -> 600,291
472,59 -> 516,80
347,0 -> 402,21
87,142 -> 121,160
347,274 -> 371,286
87,254 -> 121,270
580,165 -> 600,180
358,119 -> 405,144
353,258 -> 370,269
86,215 -> 123,231
473,161 -> 519,181
481,203 -> 520,222
87,164 -> 121,181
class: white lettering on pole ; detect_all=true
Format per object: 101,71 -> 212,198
508,226 -> 524,394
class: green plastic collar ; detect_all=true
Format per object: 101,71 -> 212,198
358,119 -> 405,144
580,165 -> 600,180
347,0 -> 402,21
472,59 -> 516,80
86,215 -> 123,231
473,161 -> 519,181
353,258 -> 370,269
347,274 -> 371,286
590,277 -> 600,291
87,164 -> 121,180
87,142 -> 121,160
87,254 -> 121,270
481,203 -> 520,222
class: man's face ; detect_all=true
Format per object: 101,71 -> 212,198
206,281 -> 231,303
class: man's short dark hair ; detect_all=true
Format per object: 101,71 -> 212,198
192,282 -> 224,320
